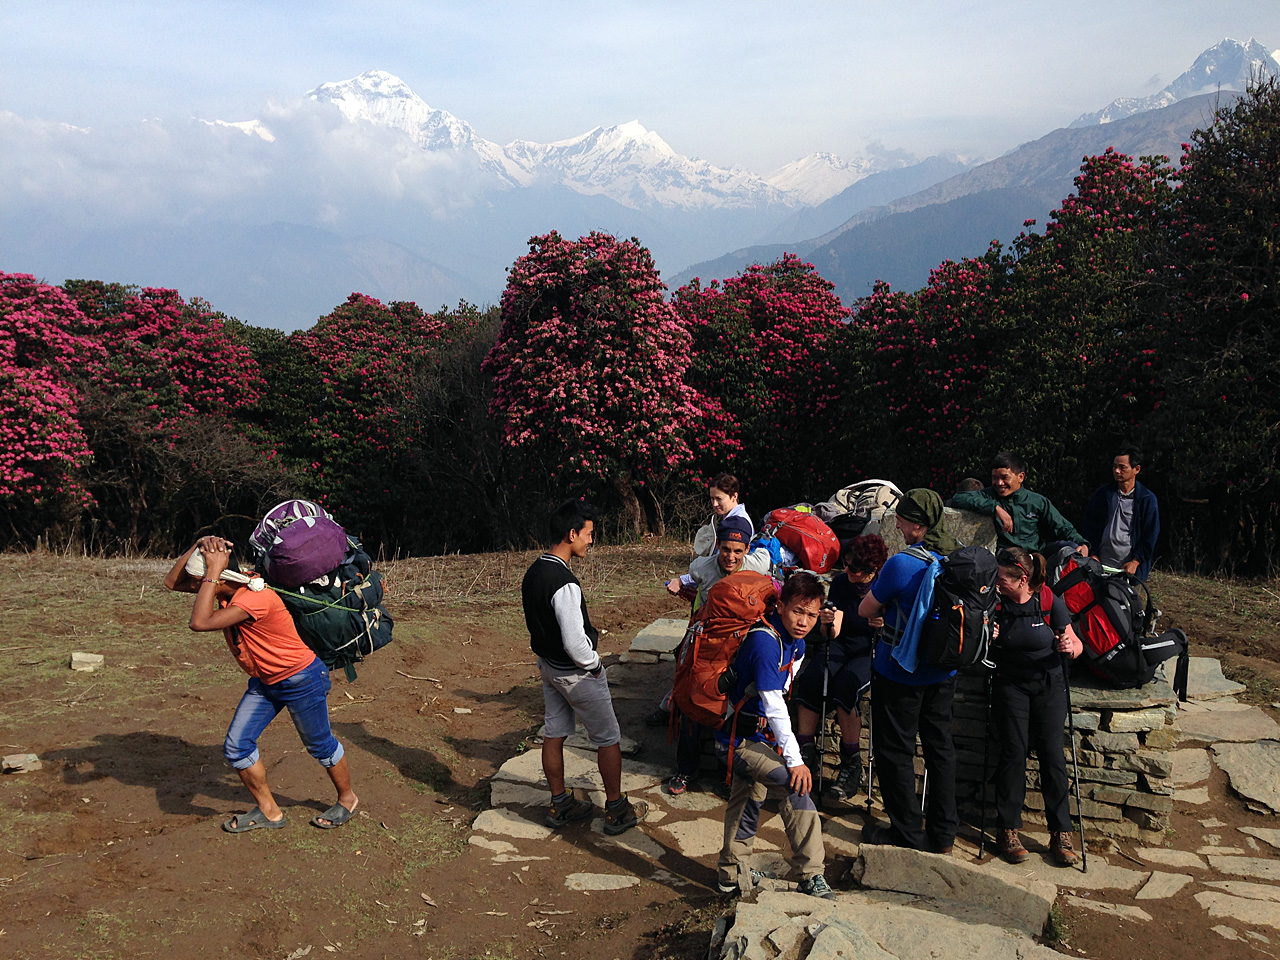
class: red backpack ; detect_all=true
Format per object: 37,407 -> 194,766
761,508 -> 840,573
671,571 -> 778,729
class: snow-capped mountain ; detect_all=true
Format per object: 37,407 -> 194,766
308,70 -> 526,183
765,152 -> 907,206
1071,37 -> 1280,127
307,70 -> 793,210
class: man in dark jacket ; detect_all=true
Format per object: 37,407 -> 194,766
523,499 -> 647,836
1082,446 -> 1160,581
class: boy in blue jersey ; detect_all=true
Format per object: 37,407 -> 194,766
858,488 -> 961,854
716,572 -> 835,900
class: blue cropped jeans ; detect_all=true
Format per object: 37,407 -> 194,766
223,657 -> 343,771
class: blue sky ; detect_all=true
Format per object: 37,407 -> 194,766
4,1 -> 1280,172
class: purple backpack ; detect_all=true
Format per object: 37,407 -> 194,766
250,500 -> 349,589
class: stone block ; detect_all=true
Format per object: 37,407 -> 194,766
1064,895 -> 1153,923
1078,766 -> 1139,786
1068,673 -> 1177,711
857,844 -> 1055,935
628,618 -> 687,654
1196,891 -> 1280,930
1185,657 -> 1247,701
1084,731 -> 1141,753
1,753 -> 41,774
1069,710 -> 1102,732
1135,871 -> 1194,900
1210,856 -> 1280,882
1111,750 -> 1174,778
1177,705 -> 1280,744
564,872 -> 640,891
1212,740 -> 1280,815
1125,809 -> 1170,832
1137,847 -> 1207,870
70,651 -> 104,672
1139,774 -> 1174,795
1071,797 -> 1124,821
1122,791 -> 1175,814
1104,706 -> 1174,733
618,651 -> 659,664
1143,726 -> 1181,750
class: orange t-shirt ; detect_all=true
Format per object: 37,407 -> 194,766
222,586 -> 316,684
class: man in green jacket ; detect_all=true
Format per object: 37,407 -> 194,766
951,451 -> 1089,555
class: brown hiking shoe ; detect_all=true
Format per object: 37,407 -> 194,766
997,829 -> 1030,864
603,794 -> 649,836
1050,831 -> 1081,867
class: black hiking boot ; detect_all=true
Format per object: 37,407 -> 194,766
824,758 -> 862,802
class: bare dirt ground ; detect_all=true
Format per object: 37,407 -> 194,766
1,549 -> 1278,960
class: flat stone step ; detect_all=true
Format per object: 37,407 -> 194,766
628,618 -> 687,654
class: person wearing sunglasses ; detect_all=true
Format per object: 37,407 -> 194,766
990,545 -> 1083,866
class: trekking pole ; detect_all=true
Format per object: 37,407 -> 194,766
978,662 -> 994,858
1062,651 -> 1088,872
817,601 -> 835,799
865,639 -> 878,817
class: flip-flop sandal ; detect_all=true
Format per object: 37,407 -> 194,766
222,807 -> 287,833
311,801 -> 357,829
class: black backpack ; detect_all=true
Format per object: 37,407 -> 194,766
268,540 -> 395,682
908,545 -> 998,671
1049,546 -> 1189,698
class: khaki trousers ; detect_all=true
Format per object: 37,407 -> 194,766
717,740 -> 824,888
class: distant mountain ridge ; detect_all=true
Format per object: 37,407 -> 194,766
1070,37 -> 1278,127
307,70 -> 902,210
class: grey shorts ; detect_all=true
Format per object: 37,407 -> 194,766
539,659 -> 622,748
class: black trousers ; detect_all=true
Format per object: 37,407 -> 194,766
870,670 -> 958,851
992,669 -> 1072,832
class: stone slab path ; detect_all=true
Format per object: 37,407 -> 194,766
470,619 -> 1280,955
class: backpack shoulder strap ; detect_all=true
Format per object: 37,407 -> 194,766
1039,585 -> 1055,625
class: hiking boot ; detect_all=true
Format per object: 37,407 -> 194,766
800,742 -> 821,780
666,774 -> 689,796
997,829 -> 1030,864
643,707 -> 671,727
603,794 -> 649,836
716,867 -> 767,896
797,874 -> 837,900
544,795 -> 594,828
824,759 -> 862,802
1050,831 -> 1081,867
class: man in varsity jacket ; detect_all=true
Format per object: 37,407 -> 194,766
522,499 -> 647,836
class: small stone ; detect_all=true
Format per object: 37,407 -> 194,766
70,651 -> 104,672
1204,881 -> 1280,903
1195,891 -> 1280,930
468,836 -> 517,854
1199,846 -> 1247,855
1177,786 -> 1211,805
2,753 -> 41,774
471,808 -> 553,840
1209,856 -> 1280,882
564,872 -> 640,891
1213,925 -> 1242,941
1201,818 -> 1227,827
1239,827 -> 1280,851
1065,895 -> 1153,922
1136,847 -> 1207,870
1135,872 -> 1193,900
453,707 -> 472,714
658,653 -> 676,662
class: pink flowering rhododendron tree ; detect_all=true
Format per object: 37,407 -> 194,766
289,293 -> 458,545
1145,78 -> 1280,571
485,231 -> 723,535
974,149 -> 1174,505
674,254 -> 849,507
0,273 -> 103,538
67,281 -> 268,551
851,248 -> 1011,490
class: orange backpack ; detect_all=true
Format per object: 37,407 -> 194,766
671,571 -> 778,729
